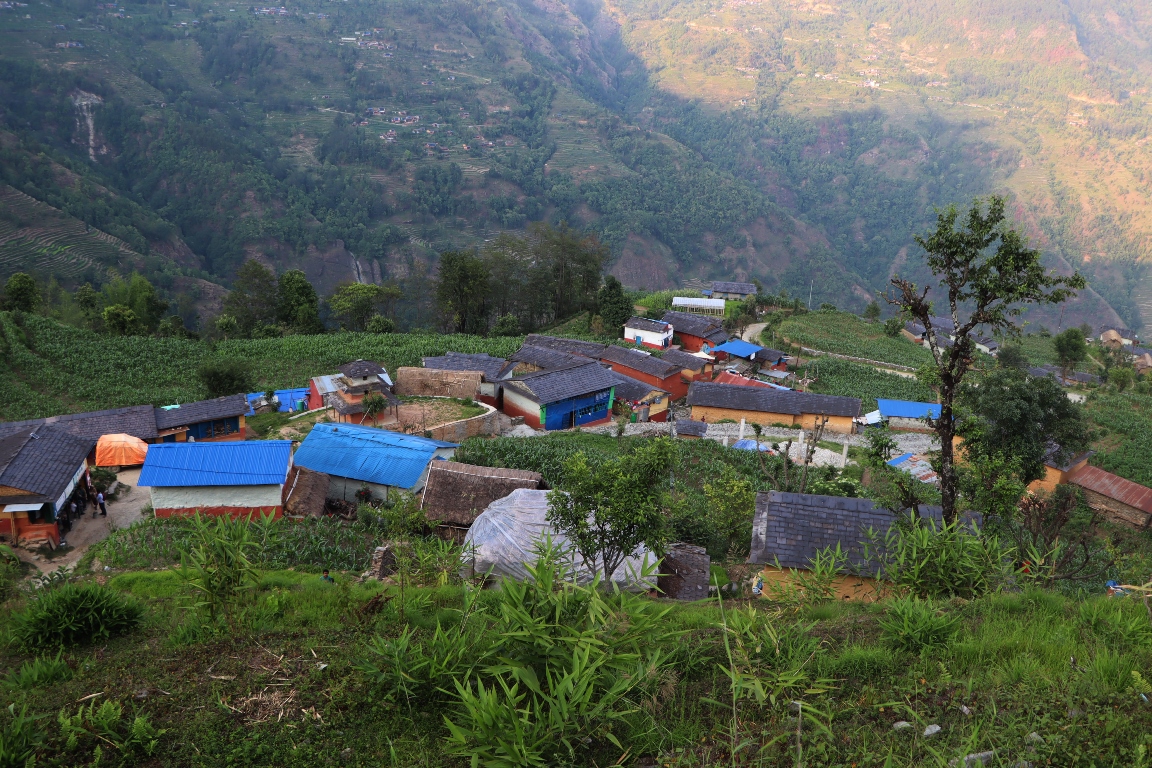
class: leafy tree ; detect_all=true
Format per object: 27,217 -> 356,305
361,391 -> 389,425
996,343 -> 1028,371
547,438 -> 674,583
4,273 -> 39,312
882,317 -> 903,338
214,314 -> 239,339
702,465 -> 756,557
863,300 -> 881,322
1053,327 -> 1087,378
366,315 -> 395,333
102,304 -> 137,336
1109,366 -> 1135,392
959,367 -> 1090,486
74,283 -> 102,328
492,313 -> 521,336
886,197 -> 1085,523
276,269 -> 322,333
436,251 -> 490,334
223,260 -> 278,336
329,283 -> 400,332
197,359 -> 254,399
101,274 -> 168,334
596,275 -> 633,334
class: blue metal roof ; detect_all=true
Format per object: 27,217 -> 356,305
876,399 -> 941,420
712,339 -> 763,359
887,452 -> 914,467
732,439 -> 773,452
293,423 -> 457,489
139,441 -> 293,487
246,388 -> 311,415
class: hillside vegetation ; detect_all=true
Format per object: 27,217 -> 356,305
0,0 -> 1143,331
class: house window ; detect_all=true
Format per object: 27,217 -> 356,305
575,402 -> 606,418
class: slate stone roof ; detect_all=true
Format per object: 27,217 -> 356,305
503,362 -> 619,404
661,348 -> 710,371
0,405 -> 159,442
711,281 -> 758,296
1097,324 -> 1135,339
687,382 -> 861,418
338,359 -> 388,379
509,345 -> 589,371
1028,365 -> 1100,385
154,394 -> 249,430
522,334 -> 606,358
422,352 -> 507,381
606,371 -> 667,403
599,345 -> 682,380
750,491 -> 951,573
421,461 -> 543,526
662,310 -> 725,341
675,420 -> 708,438
624,316 -> 671,334
0,425 -> 93,504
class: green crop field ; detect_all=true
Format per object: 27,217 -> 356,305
802,357 -> 935,412
0,313 -> 523,420
777,311 -> 934,369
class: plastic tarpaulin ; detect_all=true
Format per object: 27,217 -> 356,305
95,433 -> 149,467
462,489 -> 656,590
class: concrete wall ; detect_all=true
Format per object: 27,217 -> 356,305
756,566 -> 882,602
1027,457 -> 1091,496
690,406 -> 855,434
625,328 -> 672,348
503,389 -> 542,428
151,485 -> 283,510
395,367 -> 482,398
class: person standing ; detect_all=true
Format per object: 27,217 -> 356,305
96,491 -> 107,517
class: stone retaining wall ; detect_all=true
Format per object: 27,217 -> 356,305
394,367 -> 482,399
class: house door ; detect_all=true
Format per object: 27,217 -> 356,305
564,411 -> 575,429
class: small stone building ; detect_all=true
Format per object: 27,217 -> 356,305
1067,464 -> 1152,530
420,461 -> 543,539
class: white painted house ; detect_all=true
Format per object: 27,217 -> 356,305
624,316 -> 674,350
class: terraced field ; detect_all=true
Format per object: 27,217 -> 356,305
0,185 -> 140,280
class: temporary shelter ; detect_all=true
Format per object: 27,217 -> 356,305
462,489 -> 655,590
292,423 -> 457,501
138,441 -> 293,519
95,433 -> 149,467
420,461 -> 543,535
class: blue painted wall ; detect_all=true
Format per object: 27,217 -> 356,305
542,388 -> 614,430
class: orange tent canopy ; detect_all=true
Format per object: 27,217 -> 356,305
96,433 -> 149,467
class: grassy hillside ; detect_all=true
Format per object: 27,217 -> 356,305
0,0 -> 1142,331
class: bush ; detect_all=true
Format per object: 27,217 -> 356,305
0,703 -> 44,766
4,651 -> 72,690
90,467 -> 117,494
11,582 -> 144,649
819,645 -> 894,682
864,516 -> 1011,599
878,596 -> 960,653
366,315 -> 395,334
197,358 -> 254,398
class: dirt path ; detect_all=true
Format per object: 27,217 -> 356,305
742,322 -> 767,343
19,469 -> 152,574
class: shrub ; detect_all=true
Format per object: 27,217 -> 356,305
197,358 -> 254,398
4,651 -> 72,690
819,645 -> 894,682
59,700 -> 165,759
864,516 -> 1011,599
11,582 -> 144,649
366,315 -> 395,333
0,703 -> 44,767
90,467 -> 117,494
878,596 -> 960,653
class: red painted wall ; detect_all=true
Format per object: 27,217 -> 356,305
155,505 -> 283,520
677,333 -> 708,353
502,398 -> 542,429
307,380 -> 323,411
605,363 -> 687,400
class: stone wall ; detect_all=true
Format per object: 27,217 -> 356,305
1078,487 -> 1152,530
394,367 -> 482,399
425,403 -> 501,442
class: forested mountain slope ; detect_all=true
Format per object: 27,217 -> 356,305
0,0 -> 1145,330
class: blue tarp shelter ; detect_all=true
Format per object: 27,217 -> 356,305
711,339 -> 764,360
732,439 -> 773,452
876,399 -> 941,420
293,423 -> 457,493
246,388 -> 311,415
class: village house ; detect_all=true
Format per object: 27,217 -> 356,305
662,310 -> 729,353
522,334 -> 607,359
1098,325 -> 1136,347
293,423 -> 457,502
861,399 -> 941,432
624,316 -> 673,349
709,281 -> 758,302
606,372 -> 671,423
0,425 -> 92,549
1027,446 -> 1094,495
307,374 -> 341,411
422,352 -> 508,404
671,296 -> 726,317
420,461 -> 543,540
598,346 -> 688,399
712,371 -> 788,390
661,348 -> 715,382
749,491 -> 957,600
0,405 -> 159,449
687,382 -> 861,434
153,394 -> 250,442
138,441 -> 293,520
325,360 -> 399,425
1064,465 -> 1152,530
500,345 -> 589,377
501,362 -> 618,430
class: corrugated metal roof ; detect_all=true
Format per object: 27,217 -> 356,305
312,375 -> 341,396
711,281 -> 757,295
1069,465 -> 1152,515
672,297 -> 726,310
139,441 -> 292,487
244,388 -> 311,416
877,399 -> 941,420
293,423 -> 456,489
712,339 -> 763,359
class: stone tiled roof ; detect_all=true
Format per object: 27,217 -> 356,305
503,362 -> 619,404
661,349 -> 710,371
154,394 -> 249,430
675,419 -> 708,437
749,491 -> 951,572
522,334 -> 606,358
422,352 -> 507,381
711,281 -> 757,295
599,346 -> 682,380
624,316 -> 671,333
0,425 -> 93,504
509,345 -> 589,372
338,359 -> 388,379
606,372 -> 667,403
662,310 -> 725,340
0,405 -> 159,442
687,382 -> 861,418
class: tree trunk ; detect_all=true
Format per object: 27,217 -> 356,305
936,386 -> 958,524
